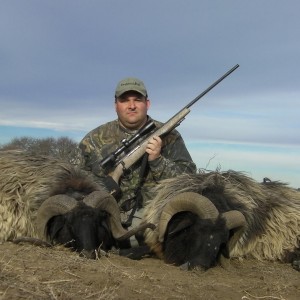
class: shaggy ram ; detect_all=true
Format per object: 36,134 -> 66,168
0,150 -> 149,258
125,170 -> 300,270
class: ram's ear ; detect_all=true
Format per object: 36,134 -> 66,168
46,215 -> 66,242
167,218 -> 194,238
219,242 -> 230,258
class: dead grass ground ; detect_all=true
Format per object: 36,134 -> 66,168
0,242 -> 299,300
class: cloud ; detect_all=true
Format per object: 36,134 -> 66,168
188,140 -> 300,188
0,1 -> 299,187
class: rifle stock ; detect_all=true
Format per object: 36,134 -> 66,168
109,64 -> 239,184
110,108 -> 190,183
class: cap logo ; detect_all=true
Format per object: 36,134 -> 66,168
120,81 -> 141,87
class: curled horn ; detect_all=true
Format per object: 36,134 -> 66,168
221,210 -> 247,255
158,192 -> 219,242
36,195 -> 79,240
83,190 -> 131,239
222,210 -> 246,230
84,191 -> 155,240
116,222 -> 156,241
83,190 -> 114,208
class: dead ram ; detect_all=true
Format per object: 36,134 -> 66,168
122,171 -> 300,271
0,151 -> 149,258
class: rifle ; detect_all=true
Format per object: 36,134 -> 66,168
100,119 -> 156,170
109,64 -> 239,184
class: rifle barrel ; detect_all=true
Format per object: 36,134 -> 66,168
186,64 -> 239,109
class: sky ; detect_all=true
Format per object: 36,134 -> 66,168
0,0 -> 299,188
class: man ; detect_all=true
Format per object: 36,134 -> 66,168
79,77 -> 196,230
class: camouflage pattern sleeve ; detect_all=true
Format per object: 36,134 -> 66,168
78,120 -> 123,176
148,127 -> 197,181
79,131 -> 105,176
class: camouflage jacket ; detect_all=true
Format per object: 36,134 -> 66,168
79,116 -> 196,211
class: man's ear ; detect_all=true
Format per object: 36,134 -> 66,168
146,98 -> 151,109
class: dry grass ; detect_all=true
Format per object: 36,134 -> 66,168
1,242 -> 300,300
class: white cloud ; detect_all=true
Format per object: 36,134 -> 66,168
188,141 -> 300,188
0,1 -> 299,188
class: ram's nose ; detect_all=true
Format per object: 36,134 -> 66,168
179,262 -> 190,271
179,261 -> 207,271
292,259 -> 300,271
79,249 -> 97,259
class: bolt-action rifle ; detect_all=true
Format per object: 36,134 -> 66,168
107,64 -> 239,185
100,120 -> 156,170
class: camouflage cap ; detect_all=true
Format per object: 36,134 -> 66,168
115,77 -> 148,98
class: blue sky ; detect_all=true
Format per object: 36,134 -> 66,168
0,0 -> 299,188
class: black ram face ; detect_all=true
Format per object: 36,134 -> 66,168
46,203 -> 114,259
163,212 -> 230,270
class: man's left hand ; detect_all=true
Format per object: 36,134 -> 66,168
146,136 -> 162,161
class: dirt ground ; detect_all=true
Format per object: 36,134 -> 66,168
0,242 -> 299,300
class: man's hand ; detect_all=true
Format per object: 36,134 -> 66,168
146,136 -> 162,161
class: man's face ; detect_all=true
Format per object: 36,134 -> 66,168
115,91 -> 150,130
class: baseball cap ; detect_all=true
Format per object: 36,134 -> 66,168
115,77 -> 148,98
